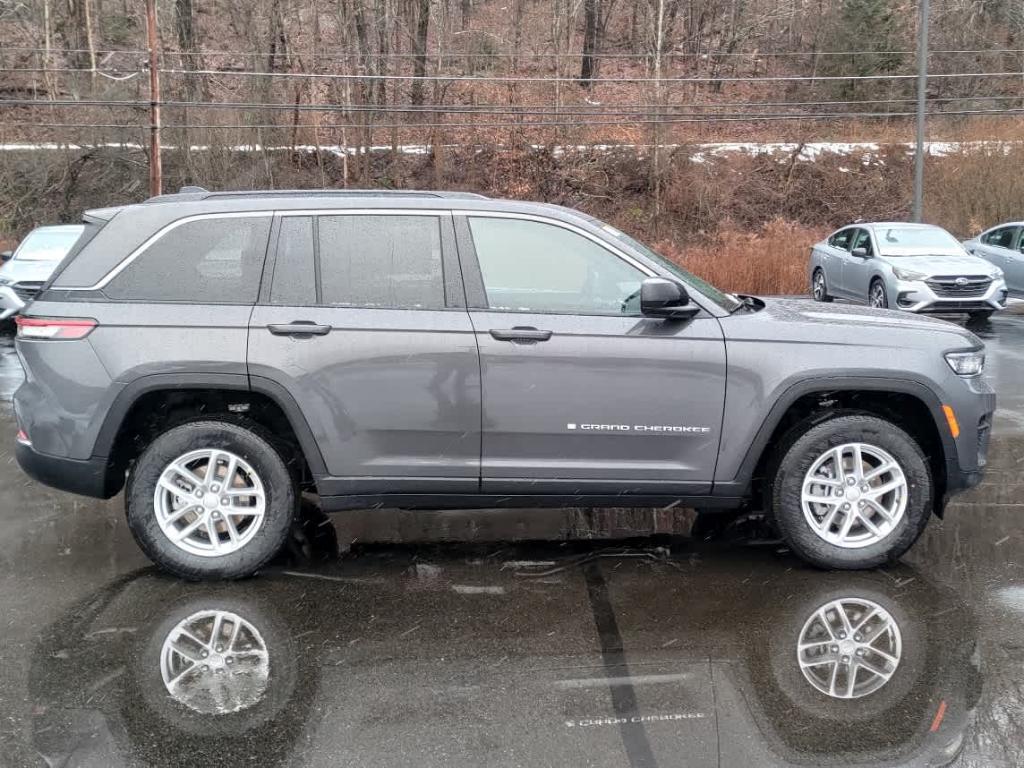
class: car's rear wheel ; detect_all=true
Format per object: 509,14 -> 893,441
812,269 -> 833,302
769,415 -> 931,569
868,279 -> 889,309
126,420 -> 297,580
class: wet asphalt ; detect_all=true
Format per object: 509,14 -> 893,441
1,310 -> 1023,767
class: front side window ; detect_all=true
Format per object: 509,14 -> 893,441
468,217 -> 645,315
984,227 -> 1017,249
105,216 -> 271,303
829,229 -> 854,250
851,229 -> 873,254
317,215 -> 444,309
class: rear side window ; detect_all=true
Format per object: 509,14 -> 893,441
317,215 -> 444,309
104,216 -> 271,303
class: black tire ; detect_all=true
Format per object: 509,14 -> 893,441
811,268 -> 834,302
126,420 -> 297,580
769,414 -> 931,570
868,279 -> 889,309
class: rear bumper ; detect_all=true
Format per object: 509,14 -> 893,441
15,442 -> 114,498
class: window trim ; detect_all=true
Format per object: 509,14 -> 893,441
454,211 -> 658,317
61,211 -> 274,292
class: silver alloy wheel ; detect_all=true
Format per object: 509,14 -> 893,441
801,442 -> 908,549
797,597 -> 902,699
160,609 -> 270,714
813,271 -> 826,300
869,282 -> 887,308
154,448 -> 266,557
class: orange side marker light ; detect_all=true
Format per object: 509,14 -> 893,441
942,405 -> 960,439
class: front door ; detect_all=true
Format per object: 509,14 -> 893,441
843,228 -> 875,301
248,211 -> 481,496
458,214 -> 727,497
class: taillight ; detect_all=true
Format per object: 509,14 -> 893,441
15,316 -> 97,340
15,429 -> 31,446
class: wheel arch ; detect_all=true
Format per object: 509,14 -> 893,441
93,373 -> 327,497
716,377 -> 955,514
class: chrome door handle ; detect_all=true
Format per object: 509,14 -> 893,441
267,321 -> 332,337
489,327 -> 553,342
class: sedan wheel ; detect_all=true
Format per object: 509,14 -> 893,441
812,271 -> 830,302
869,281 -> 888,309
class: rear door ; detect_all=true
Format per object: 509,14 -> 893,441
247,211 -> 481,496
456,213 -> 727,497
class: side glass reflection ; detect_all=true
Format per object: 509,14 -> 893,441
797,597 -> 902,699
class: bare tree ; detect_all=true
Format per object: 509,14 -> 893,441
580,0 -> 600,86
410,0 -> 431,105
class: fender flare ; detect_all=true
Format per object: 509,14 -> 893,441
714,375 -> 956,497
91,372 -> 328,476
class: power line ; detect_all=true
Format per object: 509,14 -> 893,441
9,105 -> 1024,130
7,45 -> 1024,58
4,94 -> 1024,115
4,65 -> 1024,83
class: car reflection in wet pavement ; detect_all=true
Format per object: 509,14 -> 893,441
3,308 -> 1024,768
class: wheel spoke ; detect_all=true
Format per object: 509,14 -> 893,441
859,513 -> 884,537
205,517 -> 222,551
851,444 -> 864,481
221,455 -> 238,489
170,463 -> 205,488
164,504 -> 198,525
867,477 -> 904,498
173,515 -> 206,542
838,510 -> 857,541
803,490 -> 841,506
863,461 -> 896,481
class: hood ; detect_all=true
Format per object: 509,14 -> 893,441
877,253 -> 996,276
0,258 -> 61,285
753,296 -> 981,344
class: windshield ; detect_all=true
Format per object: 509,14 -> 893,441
12,226 -> 86,261
877,226 -> 960,253
595,222 -> 744,312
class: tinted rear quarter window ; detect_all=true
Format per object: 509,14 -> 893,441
104,216 -> 271,303
317,214 -> 444,309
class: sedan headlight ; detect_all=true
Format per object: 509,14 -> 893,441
945,350 -> 985,376
893,267 -> 928,281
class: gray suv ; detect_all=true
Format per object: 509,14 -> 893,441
13,189 -> 995,579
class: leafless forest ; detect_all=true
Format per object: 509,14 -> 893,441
2,0 -> 1024,292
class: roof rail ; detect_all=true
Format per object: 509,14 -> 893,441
145,187 -> 487,203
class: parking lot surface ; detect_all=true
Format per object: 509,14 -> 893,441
0,309 -> 1022,767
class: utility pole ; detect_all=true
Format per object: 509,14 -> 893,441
146,0 -> 162,197
912,0 -> 930,222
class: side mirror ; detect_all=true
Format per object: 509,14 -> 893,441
0,251 -> 12,262
640,277 -> 699,320
851,246 -> 869,258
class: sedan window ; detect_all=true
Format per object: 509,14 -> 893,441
984,227 -> 1018,249
828,229 -> 853,250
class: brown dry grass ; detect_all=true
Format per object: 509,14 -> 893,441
655,219 -> 826,296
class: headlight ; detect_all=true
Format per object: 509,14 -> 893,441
893,267 -> 927,281
0,277 -> 10,286
945,350 -> 985,376
990,268 -> 1004,279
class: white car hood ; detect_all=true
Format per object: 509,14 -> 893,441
0,259 -> 60,284
879,252 -> 997,275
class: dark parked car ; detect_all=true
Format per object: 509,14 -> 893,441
13,188 -> 995,577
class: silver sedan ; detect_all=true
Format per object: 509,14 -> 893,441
809,222 -> 1008,319
962,221 -> 1024,296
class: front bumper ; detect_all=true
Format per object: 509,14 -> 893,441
891,277 -> 1008,314
0,284 -> 25,320
15,441 -> 114,498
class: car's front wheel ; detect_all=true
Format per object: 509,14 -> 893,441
769,414 -> 931,569
126,420 -> 297,580
812,269 -> 833,302
868,279 -> 889,309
